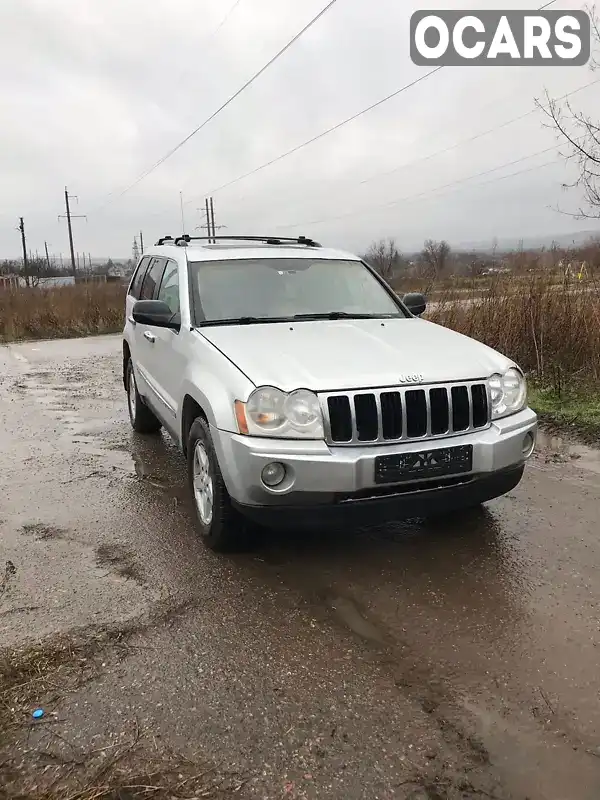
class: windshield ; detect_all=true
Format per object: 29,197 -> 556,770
189,258 -> 406,325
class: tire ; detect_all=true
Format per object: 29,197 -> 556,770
126,359 -> 162,434
187,416 -> 255,552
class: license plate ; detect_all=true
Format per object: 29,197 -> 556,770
374,445 -> 473,485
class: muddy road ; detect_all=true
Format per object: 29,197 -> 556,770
1,334 -> 600,800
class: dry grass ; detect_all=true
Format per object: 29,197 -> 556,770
2,273 -> 598,411
0,607 -> 247,799
0,283 -> 126,342
427,275 -> 600,388
426,274 -> 600,439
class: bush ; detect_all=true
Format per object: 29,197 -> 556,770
0,283 -> 126,342
427,275 -> 600,389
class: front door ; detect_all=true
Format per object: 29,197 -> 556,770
132,256 -> 167,402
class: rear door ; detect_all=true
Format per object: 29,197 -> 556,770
143,258 -> 184,425
132,256 -> 167,402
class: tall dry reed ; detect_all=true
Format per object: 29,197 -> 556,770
2,277 -> 599,392
428,275 -> 600,388
0,283 -> 126,342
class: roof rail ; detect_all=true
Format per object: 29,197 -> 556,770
171,234 -> 321,248
154,235 -> 175,245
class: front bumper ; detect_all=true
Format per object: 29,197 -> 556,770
211,407 -> 537,526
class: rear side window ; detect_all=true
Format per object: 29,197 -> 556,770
140,257 -> 166,300
129,256 -> 151,299
156,260 -> 180,315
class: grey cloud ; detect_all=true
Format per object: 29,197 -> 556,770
0,0 -> 597,259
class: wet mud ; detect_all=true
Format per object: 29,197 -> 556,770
1,335 -> 600,799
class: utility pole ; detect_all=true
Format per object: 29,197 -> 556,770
58,187 -> 86,278
18,217 -> 29,287
132,236 -> 140,263
209,197 -> 216,242
44,241 -> 51,270
139,230 -> 144,253
204,198 -> 211,242
198,198 -> 225,242
88,253 -> 92,272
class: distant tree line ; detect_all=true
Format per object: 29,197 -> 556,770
362,235 -> 600,287
0,256 -> 135,286
362,237 -> 452,284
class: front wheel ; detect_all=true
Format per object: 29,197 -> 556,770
187,417 -> 256,552
126,359 -> 162,434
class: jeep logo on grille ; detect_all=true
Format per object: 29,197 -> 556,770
399,373 -> 424,384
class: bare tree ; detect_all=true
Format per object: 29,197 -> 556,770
364,238 -> 402,281
419,239 -> 451,279
537,5 -> 600,219
491,236 -> 499,265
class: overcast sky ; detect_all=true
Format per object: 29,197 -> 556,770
0,0 -> 599,260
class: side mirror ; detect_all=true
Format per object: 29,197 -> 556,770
132,299 -> 180,330
402,292 -> 426,316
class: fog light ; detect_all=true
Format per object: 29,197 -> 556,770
261,462 -> 286,487
522,432 -> 535,458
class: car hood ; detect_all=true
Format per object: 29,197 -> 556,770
199,318 -> 514,392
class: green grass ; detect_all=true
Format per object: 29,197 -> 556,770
528,385 -> 600,444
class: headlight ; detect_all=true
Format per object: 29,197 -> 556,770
488,368 -> 527,419
235,386 -> 324,439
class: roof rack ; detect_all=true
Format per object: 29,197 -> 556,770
154,235 -> 174,245
168,235 -> 321,248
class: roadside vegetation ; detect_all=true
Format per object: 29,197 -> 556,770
425,275 -> 600,443
0,282 -> 126,342
1,240 -> 599,441
0,610 -> 248,799
367,235 -> 600,443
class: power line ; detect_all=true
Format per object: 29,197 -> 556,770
172,1 -> 245,92
358,76 -> 600,188
189,67 -> 443,203
276,145 -> 562,230
210,0 -> 244,40
98,0 -> 340,208
186,0 -> 560,204
145,69 -> 597,229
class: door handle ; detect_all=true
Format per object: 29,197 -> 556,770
143,331 -> 156,343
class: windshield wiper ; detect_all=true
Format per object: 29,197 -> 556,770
197,316 -> 292,327
291,312 -> 399,321
196,312 -> 400,327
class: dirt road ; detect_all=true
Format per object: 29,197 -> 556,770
1,334 -> 600,800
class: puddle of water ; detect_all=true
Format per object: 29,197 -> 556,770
326,594 -> 385,644
462,697 -> 600,800
536,430 -> 600,475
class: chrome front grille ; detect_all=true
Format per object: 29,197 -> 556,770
320,381 -> 490,446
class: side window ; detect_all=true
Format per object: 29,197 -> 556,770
140,257 -> 166,301
156,260 -> 180,315
129,256 -> 151,299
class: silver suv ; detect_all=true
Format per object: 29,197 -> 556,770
123,234 -> 537,551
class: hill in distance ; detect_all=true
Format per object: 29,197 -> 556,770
454,229 -> 599,253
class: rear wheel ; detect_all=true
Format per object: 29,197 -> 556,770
187,416 -> 256,552
126,359 -> 161,434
